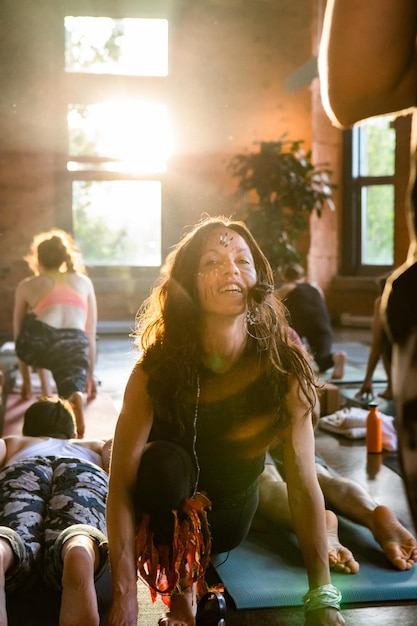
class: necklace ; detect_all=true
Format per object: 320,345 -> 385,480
191,374 -> 201,497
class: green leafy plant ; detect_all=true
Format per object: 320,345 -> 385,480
230,137 -> 336,271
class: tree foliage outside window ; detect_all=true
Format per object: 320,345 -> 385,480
353,116 -> 395,267
361,185 -> 394,265
65,16 -> 168,76
356,117 -> 395,177
72,181 -> 161,267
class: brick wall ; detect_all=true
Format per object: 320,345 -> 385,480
2,0 -> 407,335
0,0 -> 319,336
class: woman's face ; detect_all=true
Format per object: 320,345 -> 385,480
196,227 -> 257,316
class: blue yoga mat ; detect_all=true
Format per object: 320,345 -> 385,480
211,518 -> 417,609
321,363 -> 387,386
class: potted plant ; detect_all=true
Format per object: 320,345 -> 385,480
229,136 -> 335,273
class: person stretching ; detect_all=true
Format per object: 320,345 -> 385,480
0,396 -> 110,626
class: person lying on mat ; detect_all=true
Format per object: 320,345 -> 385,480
0,396 -> 110,626
255,450 -> 417,574
106,216 -> 345,626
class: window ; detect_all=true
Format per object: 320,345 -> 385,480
63,14 -> 171,268
342,116 -> 396,274
65,16 -> 168,76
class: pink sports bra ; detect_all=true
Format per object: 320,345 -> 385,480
33,275 -> 88,316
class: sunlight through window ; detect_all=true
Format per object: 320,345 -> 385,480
64,14 -> 170,267
67,101 -> 173,174
73,180 -> 161,267
65,16 -> 168,76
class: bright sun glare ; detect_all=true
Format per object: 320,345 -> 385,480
67,101 -> 173,174
66,16 -> 172,174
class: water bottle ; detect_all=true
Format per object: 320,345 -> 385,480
366,401 -> 382,453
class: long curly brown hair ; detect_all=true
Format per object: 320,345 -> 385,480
136,215 -> 318,432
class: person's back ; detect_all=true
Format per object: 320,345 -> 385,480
18,271 -> 91,331
0,397 -> 110,626
284,282 -> 333,339
0,396 -> 109,467
277,264 -> 345,378
13,229 -> 98,436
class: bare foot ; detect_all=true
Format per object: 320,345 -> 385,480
252,508 -> 359,574
370,505 -> 417,570
378,388 -> 393,400
332,352 -> 346,380
60,543 -> 99,626
158,585 -> 197,626
326,510 -> 360,574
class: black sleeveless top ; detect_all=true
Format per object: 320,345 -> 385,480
150,358 -> 281,500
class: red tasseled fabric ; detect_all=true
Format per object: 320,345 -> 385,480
135,492 -> 212,606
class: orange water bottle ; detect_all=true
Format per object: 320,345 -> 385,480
366,401 -> 382,453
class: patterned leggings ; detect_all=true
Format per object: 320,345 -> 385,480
0,456 -> 108,592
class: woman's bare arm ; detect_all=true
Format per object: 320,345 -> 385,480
281,378 -> 345,624
319,0 -> 417,127
106,364 -> 154,626
282,378 -> 330,589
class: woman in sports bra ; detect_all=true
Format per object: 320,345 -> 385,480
0,396 -> 110,626
13,228 -> 98,438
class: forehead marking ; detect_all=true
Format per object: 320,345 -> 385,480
219,232 -> 234,248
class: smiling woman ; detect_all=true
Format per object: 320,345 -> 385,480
196,228 -> 257,323
105,215 -> 345,626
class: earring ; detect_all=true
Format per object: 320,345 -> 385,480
246,307 -> 261,326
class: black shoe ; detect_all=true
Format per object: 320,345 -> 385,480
196,590 -> 226,626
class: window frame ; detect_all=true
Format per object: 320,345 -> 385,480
341,122 -> 396,277
55,2 -> 171,278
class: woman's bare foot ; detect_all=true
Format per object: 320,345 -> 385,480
369,505 -> 417,570
378,388 -> 393,400
326,510 -> 360,574
332,352 -> 346,380
158,585 -> 197,626
60,539 -> 100,626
